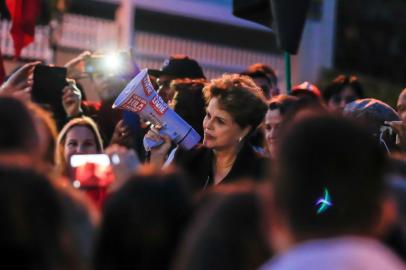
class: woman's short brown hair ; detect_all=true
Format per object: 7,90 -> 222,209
203,74 -> 267,132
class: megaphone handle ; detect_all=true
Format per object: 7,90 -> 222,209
177,127 -> 193,145
143,137 -> 164,152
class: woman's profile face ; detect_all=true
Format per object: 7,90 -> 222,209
64,125 -> 99,164
264,108 -> 283,157
202,97 -> 247,151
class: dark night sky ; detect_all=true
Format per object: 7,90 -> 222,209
335,0 -> 406,84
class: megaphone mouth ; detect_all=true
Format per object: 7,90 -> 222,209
112,69 -> 149,109
112,68 -> 201,150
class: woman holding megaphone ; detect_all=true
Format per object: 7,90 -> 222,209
146,74 -> 269,191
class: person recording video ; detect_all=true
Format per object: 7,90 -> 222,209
63,50 -> 142,150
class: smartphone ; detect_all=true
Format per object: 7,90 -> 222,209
84,55 -> 106,74
69,154 -> 115,189
84,51 -> 134,76
32,65 -> 68,110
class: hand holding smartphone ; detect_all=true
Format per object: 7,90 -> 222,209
69,150 -> 140,192
69,154 -> 115,189
69,154 -> 116,208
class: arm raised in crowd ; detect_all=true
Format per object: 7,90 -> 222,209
109,119 -> 134,148
385,120 -> 406,151
144,128 -> 172,167
62,79 -> 83,118
0,61 -> 41,100
64,51 -> 91,79
105,143 -> 140,192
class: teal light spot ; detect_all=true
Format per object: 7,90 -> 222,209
316,188 -> 332,214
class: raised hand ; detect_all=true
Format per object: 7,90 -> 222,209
64,51 -> 91,79
105,144 -> 140,192
0,61 -> 41,99
62,79 -> 83,117
110,119 -> 134,148
144,126 -> 172,167
385,120 -> 406,151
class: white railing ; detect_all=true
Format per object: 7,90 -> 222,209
0,13 -> 285,91
0,20 -> 53,63
134,31 -> 285,83
0,14 -> 118,63
59,14 -> 119,51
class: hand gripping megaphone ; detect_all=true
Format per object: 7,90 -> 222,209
112,69 -> 201,150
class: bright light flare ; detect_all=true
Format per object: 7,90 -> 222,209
103,53 -> 121,73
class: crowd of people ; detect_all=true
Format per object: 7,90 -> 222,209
0,51 -> 405,270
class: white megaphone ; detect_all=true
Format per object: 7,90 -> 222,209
112,69 -> 201,150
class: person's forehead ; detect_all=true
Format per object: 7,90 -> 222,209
267,107 -> 281,116
266,109 -> 282,122
158,75 -> 175,83
340,86 -> 358,97
252,76 -> 270,85
397,91 -> 406,106
67,126 -> 94,137
207,97 -> 221,110
207,98 -> 232,116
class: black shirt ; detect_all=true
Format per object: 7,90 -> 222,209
174,142 -> 270,192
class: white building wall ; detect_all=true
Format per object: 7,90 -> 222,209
293,0 -> 337,85
0,0 -> 337,92
133,31 -> 285,82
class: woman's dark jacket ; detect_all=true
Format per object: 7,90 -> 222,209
174,142 -> 270,192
